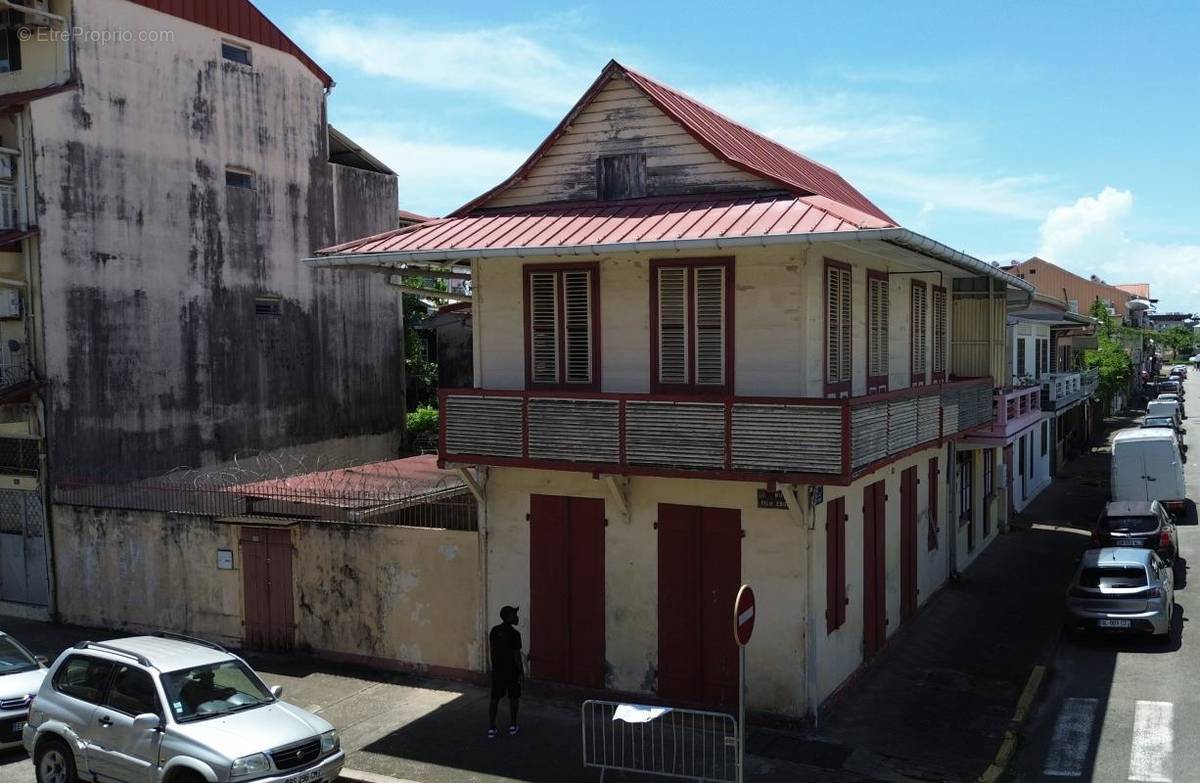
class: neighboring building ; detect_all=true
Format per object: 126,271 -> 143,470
0,0 -> 404,616
397,208 -> 433,228
419,303 -> 473,390
1147,312 -> 1195,332
1002,257 -> 1142,324
311,61 -> 1033,719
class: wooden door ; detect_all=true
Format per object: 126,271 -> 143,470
862,481 -> 887,657
900,467 -> 918,623
658,503 -> 741,708
1003,444 -> 1015,516
240,527 -> 294,651
529,494 -> 606,687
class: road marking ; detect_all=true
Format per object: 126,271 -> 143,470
1044,697 -> 1098,777
1129,700 -> 1173,782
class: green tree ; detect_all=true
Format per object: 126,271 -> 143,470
402,275 -> 447,409
1160,325 -> 1196,360
1084,298 -> 1134,403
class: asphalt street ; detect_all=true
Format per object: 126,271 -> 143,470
1013,371 -> 1200,783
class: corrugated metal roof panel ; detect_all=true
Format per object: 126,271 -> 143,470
319,193 -> 888,258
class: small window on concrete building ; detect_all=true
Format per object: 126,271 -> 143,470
225,168 -> 254,190
254,296 -> 281,317
222,41 -> 252,66
0,25 -> 22,73
596,153 -> 646,200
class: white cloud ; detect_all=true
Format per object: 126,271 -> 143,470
1036,187 -> 1200,312
850,169 -> 1056,221
294,11 -> 596,118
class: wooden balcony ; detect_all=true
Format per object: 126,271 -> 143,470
439,378 -> 993,486
1041,372 -> 1083,411
988,385 -> 1043,439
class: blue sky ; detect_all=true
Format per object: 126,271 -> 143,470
259,1 -> 1200,311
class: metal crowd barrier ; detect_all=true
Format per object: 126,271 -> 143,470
581,699 -> 738,782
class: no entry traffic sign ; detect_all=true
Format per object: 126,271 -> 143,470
734,584 -> 755,647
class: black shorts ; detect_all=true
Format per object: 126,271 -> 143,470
491,677 -> 521,700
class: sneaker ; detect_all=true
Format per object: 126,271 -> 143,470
487,728 -> 498,738
508,725 -> 519,736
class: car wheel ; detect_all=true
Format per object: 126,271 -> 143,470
35,739 -> 77,783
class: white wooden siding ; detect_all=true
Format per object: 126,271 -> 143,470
487,75 -> 779,208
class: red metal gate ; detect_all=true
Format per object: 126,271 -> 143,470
900,466 -> 918,624
657,503 -> 740,708
240,527 -> 295,651
529,495 -> 606,687
862,481 -> 887,657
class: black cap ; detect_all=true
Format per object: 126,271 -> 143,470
500,605 -> 519,621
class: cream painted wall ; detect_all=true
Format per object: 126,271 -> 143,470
953,445 -> 1002,573
485,466 -> 808,716
475,243 -> 956,398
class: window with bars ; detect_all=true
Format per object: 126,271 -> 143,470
932,286 -> 947,381
1017,340 -> 1027,377
867,272 -> 889,391
825,261 -> 852,396
958,450 -> 974,525
525,264 -> 598,389
911,281 -> 929,384
652,260 -> 731,392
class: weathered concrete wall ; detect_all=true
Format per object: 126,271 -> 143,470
51,504 -> 482,672
33,0 -> 403,481
294,523 -> 481,672
52,504 -> 244,644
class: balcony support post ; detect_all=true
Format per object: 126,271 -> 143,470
455,466 -> 487,506
778,483 -> 807,528
601,475 -> 630,522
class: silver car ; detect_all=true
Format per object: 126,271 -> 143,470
0,631 -> 47,750
23,634 -> 344,783
1065,548 -> 1174,637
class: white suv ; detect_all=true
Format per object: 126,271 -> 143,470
23,634 -> 344,783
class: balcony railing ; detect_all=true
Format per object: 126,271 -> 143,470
0,182 -> 16,231
439,378 -> 993,485
1041,372 -> 1083,410
989,385 -> 1042,437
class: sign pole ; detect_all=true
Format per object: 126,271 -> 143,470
733,584 -> 755,783
738,644 -> 745,783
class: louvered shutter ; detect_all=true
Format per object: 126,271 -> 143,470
694,266 -> 725,386
911,283 -> 928,378
563,270 -> 592,384
932,287 -> 946,377
826,265 -> 851,389
868,276 -> 888,380
529,271 -> 559,384
657,267 -> 688,384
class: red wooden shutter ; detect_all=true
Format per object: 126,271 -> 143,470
932,286 -> 947,381
529,494 -> 570,682
562,270 -> 593,384
656,267 -> 688,385
825,496 -> 846,633
867,272 -> 888,391
911,281 -> 928,384
825,262 -> 852,395
529,272 -> 560,384
693,266 -> 726,387
927,457 -> 939,551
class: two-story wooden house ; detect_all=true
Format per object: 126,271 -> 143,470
311,61 -> 1033,719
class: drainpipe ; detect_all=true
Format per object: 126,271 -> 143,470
804,496 -> 819,727
947,442 -> 959,580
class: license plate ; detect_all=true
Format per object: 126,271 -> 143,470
12,721 -> 24,732
1099,619 -> 1131,629
284,769 -> 321,783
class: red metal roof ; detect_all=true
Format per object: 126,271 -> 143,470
321,192 -> 892,258
453,60 -> 894,224
130,0 -> 332,87
231,454 -> 460,504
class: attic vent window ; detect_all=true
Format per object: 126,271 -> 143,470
597,153 -> 646,200
255,296 -> 281,317
222,42 -> 252,66
225,168 -> 254,190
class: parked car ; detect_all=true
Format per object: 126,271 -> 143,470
24,633 -> 344,783
1159,379 -> 1184,399
1158,392 -> 1186,418
1142,416 -> 1186,452
1172,365 -> 1188,379
1110,428 -> 1187,513
0,631 -> 46,751
1065,547 -> 1174,637
1091,500 -> 1178,561
1146,399 -> 1182,428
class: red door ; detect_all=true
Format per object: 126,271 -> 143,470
862,481 -> 887,657
900,467 -> 918,624
658,503 -> 741,708
240,527 -> 294,651
529,495 -> 605,687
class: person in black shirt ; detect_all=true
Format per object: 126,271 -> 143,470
488,605 -> 524,737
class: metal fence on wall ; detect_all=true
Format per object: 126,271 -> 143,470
52,452 -> 478,532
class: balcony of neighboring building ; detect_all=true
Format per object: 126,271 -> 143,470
1041,372 -> 1083,411
0,1 -> 71,98
438,377 -> 994,487
985,383 -> 1043,441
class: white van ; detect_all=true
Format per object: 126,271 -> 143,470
1147,399 -> 1182,427
1111,428 -> 1187,513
